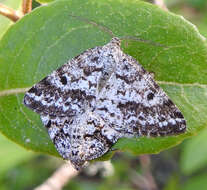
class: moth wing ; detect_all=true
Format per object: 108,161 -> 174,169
23,53 -> 95,117
95,51 -> 186,137
40,113 -> 114,170
23,40 -> 121,169
23,38 -> 186,169
23,41 -> 117,117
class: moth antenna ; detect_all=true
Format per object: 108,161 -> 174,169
68,14 -> 115,37
119,36 -> 168,48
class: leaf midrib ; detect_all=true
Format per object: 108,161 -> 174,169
0,81 -> 207,97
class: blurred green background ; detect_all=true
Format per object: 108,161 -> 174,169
0,0 -> 207,189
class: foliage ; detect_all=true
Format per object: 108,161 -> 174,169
180,129 -> 207,174
0,0 -> 207,189
0,133 -> 34,175
0,0 -> 207,160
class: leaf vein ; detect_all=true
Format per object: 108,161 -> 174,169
180,86 -> 200,113
15,94 -> 42,132
157,81 -> 207,88
33,25 -> 92,81
4,12 -> 62,88
0,88 -> 30,97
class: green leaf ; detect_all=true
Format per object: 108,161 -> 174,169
164,175 -> 180,190
180,174 -> 207,190
0,0 -> 22,39
0,0 -> 207,159
185,0 -> 207,10
0,133 -> 34,175
180,129 -> 207,174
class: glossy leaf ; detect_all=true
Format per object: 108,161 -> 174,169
0,0 -> 207,159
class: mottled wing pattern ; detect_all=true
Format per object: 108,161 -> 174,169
40,113 -> 113,169
24,49 -> 99,117
96,48 -> 186,138
24,38 -> 186,169
24,41 -> 121,169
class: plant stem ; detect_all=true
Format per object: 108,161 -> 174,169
130,155 -> 158,190
34,162 -> 79,190
140,155 -> 158,190
0,3 -> 23,22
22,0 -> 32,15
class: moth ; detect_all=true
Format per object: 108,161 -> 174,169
24,37 -> 186,170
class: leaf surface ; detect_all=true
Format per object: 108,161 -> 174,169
0,0 -> 207,158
